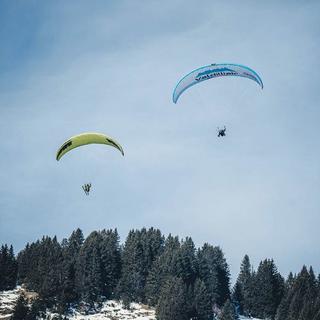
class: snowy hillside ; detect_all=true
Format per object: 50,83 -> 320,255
48,300 -> 155,320
0,288 -> 263,320
0,288 -> 155,320
0,288 -> 21,319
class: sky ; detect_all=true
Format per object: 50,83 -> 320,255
1,0 -> 320,282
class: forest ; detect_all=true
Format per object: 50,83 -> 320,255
1,227 -> 320,320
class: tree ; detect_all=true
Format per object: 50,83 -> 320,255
193,278 -> 212,320
117,228 -> 164,303
76,231 -> 103,304
11,295 -> 29,320
276,265 -> 318,320
251,259 -> 284,319
176,237 -> 197,286
59,228 -> 84,307
116,230 -> 146,303
197,244 -> 230,307
156,276 -> 188,320
231,281 -> 244,315
234,254 -> 254,316
145,234 -> 180,306
218,299 -> 238,320
99,229 -> 121,299
0,244 -> 17,290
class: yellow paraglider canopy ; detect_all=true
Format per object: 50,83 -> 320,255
56,132 -> 124,161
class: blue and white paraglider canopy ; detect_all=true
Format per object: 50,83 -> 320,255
172,63 -> 263,103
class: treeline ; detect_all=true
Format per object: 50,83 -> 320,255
1,228 -> 320,320
0,244 -> 17,291
231,255 -> 320,319
14,228 -> 231,319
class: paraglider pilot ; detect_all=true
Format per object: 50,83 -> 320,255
217,126 -> 226,137
82,183 -> 91,195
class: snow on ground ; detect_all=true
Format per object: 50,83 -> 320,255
0,288 -> 21,319
46,300 -> 155,320
0,288 -> 262,320
0,288 -> 155,320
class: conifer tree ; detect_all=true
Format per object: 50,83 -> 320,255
275,273 -> 295,320
234,254 -> 254,316
218,299 -> 238,320
0,244 -> 18,290
59,228 -> 84,306
76,231 -> 103,304
197,244 -> 230,307
11,295 -> 29,320
193,278 -> 212,320
287,266 -> 314,319
38,236 -> 64,304
99,229 -> 121,298
231,281 -> 244,315
117,228 -> 164,303
276,265 -> 318,320
176,237 -> 197,287
156,276 -> 188,320
145,234 -> 180,306
250,259 -> 284,319
116,230 -> 145,302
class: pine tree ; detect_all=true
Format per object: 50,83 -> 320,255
145,234 -> 180,306
24,299 -> 46,320
275,272 -> 296,320
116,230 -> 145,302
0,244 -> 17,290
193,278 -> 212,320
234,254 -> 254,316
218,299 -> 238,320
197,244 -> 230,307
59,228 -> 84,307
287,266 -> 314,319
11,295 -> 29,320
76,231 -> 104,304
99,229 -> 121,299
231,281 -> 244,315
117,228 -> 164,303
252,259 -> 284,318
156,276 -> 188,320
38,236 -> 64,304
176,237 -> 197,287
276,265 -> 318,320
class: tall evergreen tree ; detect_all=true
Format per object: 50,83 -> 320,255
38,236 -> 64,304
250,259 -> 284,319
17,236 -> 64,301
116,230 -> 146,303
117,228 -> 164,303
275,272 -> 296,320
193,278 -> 212,320
11,295 -> 29,320
218,299 -> 238,320
145,235 -> 180,306
99,229 -> 121,299
156,276 -> 188,320
76,231 -> 103,304
231,281 -> 244,315
176,237 -> 197,287
276,265 -> 318,320
234,254 -> 254,316
58,228 -> 84,309
197,244 -> 230,307
0,244 -> 17,290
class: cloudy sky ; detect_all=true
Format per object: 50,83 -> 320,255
1,0 -> 320,281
